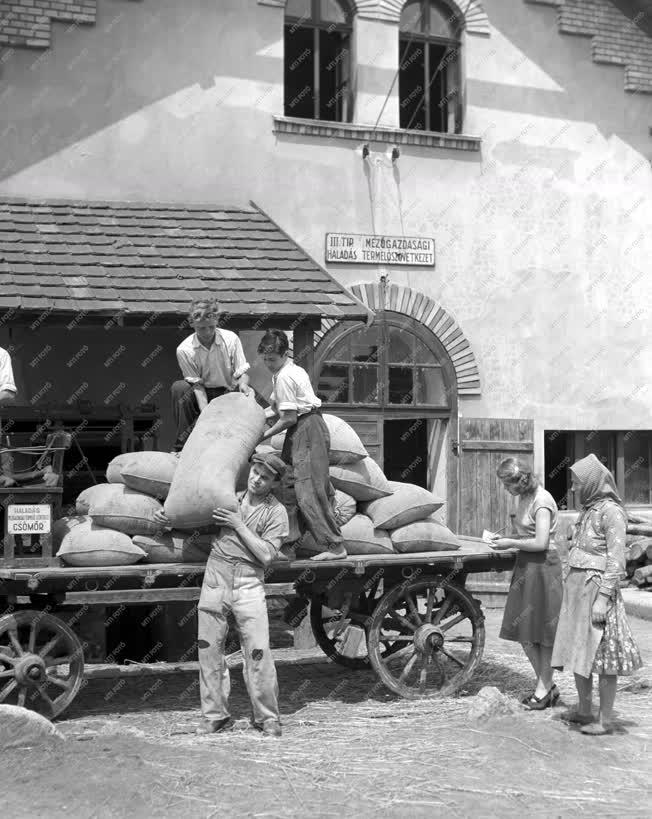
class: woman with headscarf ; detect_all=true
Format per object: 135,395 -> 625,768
551,454 -> 643,735
491,458 -> 563,709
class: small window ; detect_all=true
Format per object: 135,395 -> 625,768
399,0 -> 463,134
284,0 -> 353,122
544,430 -> 652,509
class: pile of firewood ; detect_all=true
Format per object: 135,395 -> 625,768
626,515 -> 652,588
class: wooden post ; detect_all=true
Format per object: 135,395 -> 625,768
292,322 -> 315,380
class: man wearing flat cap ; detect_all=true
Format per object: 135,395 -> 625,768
161,451 -> 289,737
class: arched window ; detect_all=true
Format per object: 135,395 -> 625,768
284,0 -> 353,122
398,0 -> 463,133
316,316 -> 452,408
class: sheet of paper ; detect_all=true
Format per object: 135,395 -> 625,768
482,529 -> 498,544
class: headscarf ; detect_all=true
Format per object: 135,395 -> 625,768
570,453 -> 623,511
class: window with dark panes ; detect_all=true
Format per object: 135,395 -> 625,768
544,430 -> 652,509
316,320 -> 449,408
284,0 -> 353,122
399,0 -> 463,134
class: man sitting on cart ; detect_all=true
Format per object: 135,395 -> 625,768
154,451 -> 289,737
0,345 -> 17,487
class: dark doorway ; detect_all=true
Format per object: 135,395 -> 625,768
383,418 -> 429,488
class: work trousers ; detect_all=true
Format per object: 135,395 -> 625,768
170,380 -> 227,451
282,412 -> 342,549
197,555 -> 280,726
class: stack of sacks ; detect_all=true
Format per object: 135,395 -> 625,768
57,451 -> 181,567
270,414 -> 367,465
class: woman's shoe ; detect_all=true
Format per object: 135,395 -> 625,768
523,689 -> 554,710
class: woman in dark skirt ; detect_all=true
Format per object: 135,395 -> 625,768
551,455 -> 642,735
490,458 -> 563,710
258,329 -> 345,561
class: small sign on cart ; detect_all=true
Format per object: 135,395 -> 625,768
7,504 -> 52,534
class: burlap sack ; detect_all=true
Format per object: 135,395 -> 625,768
57,519 -> 146,566
164,393 -> 266,529
88,483 -> 163,536
332,489 -> 357,526
133,531 -> 213,564
271,414 -> 366,465
120,451 -> 179,499
341,514 -> 393,555
106,453 -> 133,484
329,457 -> 392,501
76,483 -> 122,515
52,514 -> 90,549
391,517 -> 460,553
362,481 -> 444,530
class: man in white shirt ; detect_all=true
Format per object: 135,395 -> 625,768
0,346 -> 17,486
171,300 -> 251,451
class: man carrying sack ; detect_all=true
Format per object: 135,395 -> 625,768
154,451 -> 289,737
171,299 -> 251,451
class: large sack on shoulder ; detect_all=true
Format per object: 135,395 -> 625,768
120,451 -> 179,499
106,453 -> 133,484
133,531 -> 213,564
341,514 -> 393,555
52,514 -> 90,549
271,415 -> 366,464
88,484 -> 162,536
330,457 -> 392,502
332,489 -> 356,526
76,483 -> 122,515
57,519 -> 146,566
165,393 -> 266,529
362,481 -> 444,530
391,517 -> 460,553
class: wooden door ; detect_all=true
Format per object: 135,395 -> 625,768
457,418 -> 534,537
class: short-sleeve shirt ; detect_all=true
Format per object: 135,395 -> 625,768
211,491 -> 289,567
0,347 -> 16,395
176,329 -> 249,389
514,486 -> 558,538
270,360 -> 321,416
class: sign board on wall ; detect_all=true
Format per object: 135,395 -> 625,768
325,233 -> 435,266
7,504 -> 51,534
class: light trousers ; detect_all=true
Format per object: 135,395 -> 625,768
197,555 -> 280,725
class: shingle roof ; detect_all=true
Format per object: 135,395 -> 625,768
0,198 -> 371,320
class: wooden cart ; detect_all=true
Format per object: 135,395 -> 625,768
0,540 -> 516,718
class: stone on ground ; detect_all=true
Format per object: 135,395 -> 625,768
0,705 -> 64,749
466,685 -> 522,723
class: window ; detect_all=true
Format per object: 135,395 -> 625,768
544,430 -> 652,510
284,0 -> 353,122
398,0 -> 463,134
316,318 -> 450,408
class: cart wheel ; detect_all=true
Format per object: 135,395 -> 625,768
0,609 -> 84,719
310,586 -> 405,670
367,575 -> 485,699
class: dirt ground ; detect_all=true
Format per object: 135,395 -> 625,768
2,609 -> 651,819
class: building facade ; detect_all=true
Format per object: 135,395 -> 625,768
1,0 -> 652,535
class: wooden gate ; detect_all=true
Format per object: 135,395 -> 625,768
457,418 -> 534,537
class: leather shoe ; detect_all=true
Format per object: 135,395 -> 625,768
195,717 -> 235,735
253,720 -> 282,738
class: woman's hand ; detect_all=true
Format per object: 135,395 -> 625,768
591,595 -> 609,626
491,538 -> 516,551
152,509 -> 172,531
212,507 -> 244,531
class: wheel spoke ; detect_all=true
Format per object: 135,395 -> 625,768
439,646 -> 466,668
17,687 -> 26,708
397,651 -> 418,683
0,678 -> 18,701
405,594 -> 422,626
0,652 -> 17,666
38,633 -> 62,659
44,655 -> 75,669
383,635 -> 414,643
431,596 -> 452,625
389,608 -> 417,633
0,669 -> 15,679
8,629 -> 24,657
28,620 -> 39,654
439,613 -> 466,632
47,674 -> 73,691
418,657 -> 429,693
448,636 -> 473,643
36,686 -> 56,715
425,587 -> 436,622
